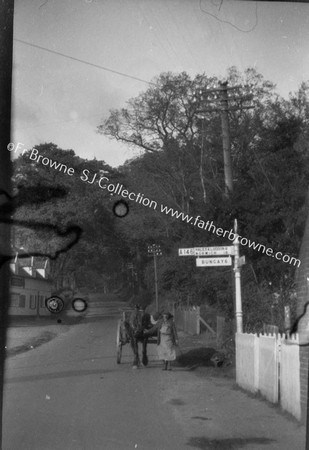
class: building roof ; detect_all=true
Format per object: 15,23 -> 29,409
10,254 -> 51,281
17,256 -> 48,269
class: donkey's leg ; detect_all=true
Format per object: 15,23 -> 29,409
142,337 -> 149,366
135,340 -> 141,367
131,337 -> 140,368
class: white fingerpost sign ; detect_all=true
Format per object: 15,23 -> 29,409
196,256 -> 232,267
178,248 -> 196,256
178,246 -> 234,256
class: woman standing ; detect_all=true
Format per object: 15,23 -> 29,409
157,312 -> 178,370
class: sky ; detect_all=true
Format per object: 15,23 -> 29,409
12,0 -> 309,168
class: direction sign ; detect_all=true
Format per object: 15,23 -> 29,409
195,246 -> 234,256
237,255 -> 246,267
178,248 -> 196,256
179,246 -> 234,256
196,256 -> 232,267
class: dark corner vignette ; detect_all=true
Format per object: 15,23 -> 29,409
0,1 -> 14,448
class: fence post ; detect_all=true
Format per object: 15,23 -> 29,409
196,306 -> 201,335
216,316 -> 225,348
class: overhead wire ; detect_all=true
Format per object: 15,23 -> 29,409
14,1 -> 257,134
14,38 -> 156,87
13,37 -> 158,130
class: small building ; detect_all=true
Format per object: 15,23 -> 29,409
9,254 -> 52,317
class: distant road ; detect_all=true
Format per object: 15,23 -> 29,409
83,293 -> 131,319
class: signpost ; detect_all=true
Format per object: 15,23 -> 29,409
148,244 -> 162,312
178,222 -> 243,333
196,257 -> 232,267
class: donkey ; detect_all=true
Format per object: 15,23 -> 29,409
124,306 -> 153,368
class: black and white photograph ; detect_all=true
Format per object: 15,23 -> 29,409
1,0 -> 309,449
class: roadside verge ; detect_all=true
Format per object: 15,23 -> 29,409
4,319 -> 71,357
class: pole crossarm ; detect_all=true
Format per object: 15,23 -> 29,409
194,83 -> 255,112
147,244 -> 162,312
197,84 -> 246,94
194,80 -> 255,196
197,105 -> 254,115
147,244 -> 162,256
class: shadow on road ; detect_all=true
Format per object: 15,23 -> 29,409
5,368 -> 114,384
7,316 -> 84,328
186,436 -> 276,449
177,347 -> 217,367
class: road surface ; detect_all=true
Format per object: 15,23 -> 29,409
3,297 -> 306,450
3,299 -> 188,450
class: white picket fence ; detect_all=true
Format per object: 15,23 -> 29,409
170,304 -> 217,336
173,305 -> 200,335
236,332 -> 301,420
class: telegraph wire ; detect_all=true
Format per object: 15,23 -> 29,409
14,38 -> 156,87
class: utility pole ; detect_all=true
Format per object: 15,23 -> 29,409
195,81 -> 254,197
233,219 -> 243,333
147,244 -> 162,312
220,82 -> 233,195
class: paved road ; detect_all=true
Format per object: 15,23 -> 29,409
84,297 -> 132,318
3,297 -> 306,450
3,301 -> 188,450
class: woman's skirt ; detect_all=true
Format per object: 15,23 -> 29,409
157,333 -> 176,361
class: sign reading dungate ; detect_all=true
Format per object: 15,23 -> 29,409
196,256 -> 232,267
178,246 -> 234,256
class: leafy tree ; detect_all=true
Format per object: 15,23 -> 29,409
12,143 -> 130,291
98,68 -> 309,329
